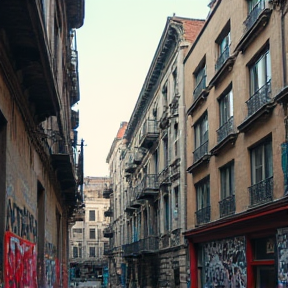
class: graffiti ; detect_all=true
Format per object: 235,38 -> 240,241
6,199 -> 37,242
4,231 -> 37,288
203,237 -> 247,288
45,242 -> 60,287
277,228 -> 288,287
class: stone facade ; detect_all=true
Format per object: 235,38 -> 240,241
105,18 -> 204,288
0,1 -> 84,287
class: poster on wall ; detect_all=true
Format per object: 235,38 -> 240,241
277,228 -> 288,287
4,231 -> 37,288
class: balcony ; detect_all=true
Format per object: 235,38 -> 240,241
249,177 -> 273,206
0,1 -> 61,124
171,229 -> 181,247
124,148 -> 147,173
187,75 -> 209,116
235,1 -> 272,53
170,158 -> 181,182
170,93 -> 180,117
134,147 -> 147,164
103,226 -> 113,238
71,109 -> 79,130
209,47 -> 237,88
211,117 -> 238,155
139,119 -> 159,149
122,236 -> 159,257
219,195 -> 235,218
238,81 -> 275,132
158,167 -> 170,186
66,0 -> 85,29
136,174 -> 159,200
104,207 -> 113,217
195,206 -> 211,225
51,138 -> 76,193
187,141 -> 210,173
160,234 -> 170,249
103,185 -> 113,198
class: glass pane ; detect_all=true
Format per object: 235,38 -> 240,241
265,141 -> 273,178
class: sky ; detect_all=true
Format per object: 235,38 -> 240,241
76,0 -> 210,177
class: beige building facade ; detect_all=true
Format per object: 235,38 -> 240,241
184,0 -> 288,287
69,176 -> 110,282
0,0 -> 85,287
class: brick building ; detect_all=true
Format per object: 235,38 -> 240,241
0,0 -> 84,287
183,0 -> 288,287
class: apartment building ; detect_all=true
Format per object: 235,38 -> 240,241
105,18 -> 204,288
69,176 -> 110,282
0,0 -> 84,287
183,0 -> 288,287
105,121 -> 128,287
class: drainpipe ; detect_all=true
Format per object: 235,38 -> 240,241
281,2 -> 287,87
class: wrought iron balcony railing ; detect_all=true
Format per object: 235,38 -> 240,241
217,116 -> 235,143
246,80 -> 271,117
103,185 -> 113,199
139,119 -> 159,148
193,75 -> 207,102
193,141 -> 209,163
135,174 -> 159,199
195,206 -> 211,225
103,226 -> 113,238
244,0 -> 265,33
249,176 -> 273,206
104,207 -> 113,217
122,236 -> 159,256
219,194 -> 235,218
160,234 -> 170,249
215,46 -> 230,72
158,167 -> 170,185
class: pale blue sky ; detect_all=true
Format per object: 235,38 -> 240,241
77,0 -> 210,177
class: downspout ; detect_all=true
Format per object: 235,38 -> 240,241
281,2 -> 287,87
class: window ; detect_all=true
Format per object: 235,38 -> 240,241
215,22 -> 231,71
164,195 -> 170,232
220,162 -> 235,199
163,138 -> 169,168
218,88 -> 234,143
195,177 -> 210,224
89,247 -> 95,257
89,228 -> 96,239
250,138 -> 273,205
219,162 -> 235,217
173,186 -> 179,221
89,210 -> 95,221
174,123 -> 179,158
173,68 -> 178,96
248,0 -> 264,13
194,113 -> 208,162
250,49 -> 271,97
73,246 -> 78,258
73,228 -> 82,238
193,61 -> 206,101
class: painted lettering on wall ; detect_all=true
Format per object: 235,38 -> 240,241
6,199 -> 37,242
4,231 -> 37,288
203,236 -> 247,288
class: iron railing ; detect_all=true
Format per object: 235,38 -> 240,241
122,236 -> 159,256
217,116 -> 235,143
193,74 -> 207,102
244,0 -> 265,33
195,206 -> 211,225
161,234 -> 170,249
171,229 -> 181,247
249,176 -> 273,206
215,46 -> 230,72
246,80 -> 271,116
219,194 -> 235,217
193,141 -> 209,163
158,167 -> 170,184
139,119 -> 159,142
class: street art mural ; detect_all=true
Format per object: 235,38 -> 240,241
203,236 -> 247,288
4,231 -> 37,288
45,242 -> 60,288
277,228 -> 288,287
